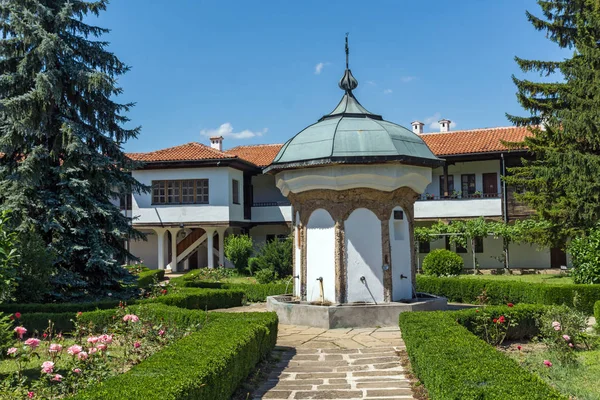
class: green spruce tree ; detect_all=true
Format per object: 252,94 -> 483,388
0,1 -> 146,299
506,0 -> 600,245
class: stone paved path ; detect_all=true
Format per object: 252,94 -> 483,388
253,325 -> 414,400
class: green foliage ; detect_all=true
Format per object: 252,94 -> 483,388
422,249 -> 464,277
71,312 -> 278,400
0,211 -> 18,303
0,0 -> 147,300
399,311 -> 567,400
0,300 -> 124,315
14,229 -> 56,303
254,268 -> 277,284
595,301 -> 600,326
136,269 -> 165,289
416,275 -> 600,315
250,237 -> 293,278
142,288 -> 244,310
505,1 -> 600,244
224,235 -> 254,274
569,226 -> 600,284
0,312 -> 12,354
538,306 -> 588,364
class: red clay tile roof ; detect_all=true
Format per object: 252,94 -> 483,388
227,144 -> 284,167
127,142 -> 235,162
126,126 -> 532,167
419,126 -> 532,156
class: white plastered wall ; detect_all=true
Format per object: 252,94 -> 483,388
294,211 -> 301,297
129,230 -> 162,270
509,243 -> 551,269
346,208 -> 384,303
249,224 -> 291,248
306,209 -> 336,302
389,206 -> 412,300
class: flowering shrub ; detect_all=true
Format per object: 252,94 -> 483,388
1,305 -> 194,399
472,305 -> 516,346
538,305 -> 588,365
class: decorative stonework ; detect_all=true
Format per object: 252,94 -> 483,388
290,186 -> 419,302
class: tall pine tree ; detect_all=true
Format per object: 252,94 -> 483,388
506,0 -> 600,245
0,1 -> 146,299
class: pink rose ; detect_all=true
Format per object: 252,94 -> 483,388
72,368 -> 82,374
14,312 -> 21,319
133,341 -> 141,349
77,351 -> 88,361
552,321 -> 561,331
569,343 -> 574,348
562,334 -> 570,342
14,326 -> 27,339
41,361 -> 54,374
543,360 -> 553,367
87,336 -> 99,344
48,343 -> 62,353
67,345 -> 82,356
27,392 -> 34,398
51,374 -> 63,382
97,344 -> 107,351
7,347 -> 17,356
99,334 -> 113,344
122,314 -> 140,323
24,338 -> 41,349
158,329 -> 165,337
89,347 -> 98,355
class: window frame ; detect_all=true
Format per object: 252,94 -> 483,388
232,179 -> 240,205
151,179 -> 209,205
439,175 -> 455,197
418,240 -> 431,254
461,174 -> 476,196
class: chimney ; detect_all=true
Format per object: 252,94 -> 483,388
439,119 -> 451,133
210,136 -> 223,151
411,121 -> 424,134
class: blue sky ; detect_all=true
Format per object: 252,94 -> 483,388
95,0 -> 568,153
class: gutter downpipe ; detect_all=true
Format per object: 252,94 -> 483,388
501,153 -> 510,270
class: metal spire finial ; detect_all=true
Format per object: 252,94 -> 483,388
338,33 -> 358,92
345,32 -> 349,69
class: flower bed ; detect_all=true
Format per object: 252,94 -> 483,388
399,309 -> 567,399
1,304 -> 278,399
416,275 -> 600,314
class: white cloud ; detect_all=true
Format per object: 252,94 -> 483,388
200,122 -> 267,140
366,80 -> 377,86
423,112 -> 458,130
315,62 -> 330,75
401,76 -> 416,83
383,89 -> 393,94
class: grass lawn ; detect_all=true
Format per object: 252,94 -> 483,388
457,273 -> 574,285
506,345 -> 600,400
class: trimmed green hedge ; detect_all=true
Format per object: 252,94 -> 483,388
70,311 -> 278,400
177,280 -> 288,302
399,311 -> 567,400
137,269 -> 165,289
595,300 -> 600,324
0,300 -> 123,315
142,288 -> 244,310
416,275 -> 600,315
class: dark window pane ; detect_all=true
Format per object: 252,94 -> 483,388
475,237 -> 484,253
439,175 -> 454,196
232,179 -> 240,204
461,174 -> 476,195
419,240 -> 430,253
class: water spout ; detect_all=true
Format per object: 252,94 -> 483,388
359,276 -> 378,305
317,277 -> 324,304
285,275 -> 299,296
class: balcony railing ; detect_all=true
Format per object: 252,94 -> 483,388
252,201 -> 291,207
418,192 -> 502,201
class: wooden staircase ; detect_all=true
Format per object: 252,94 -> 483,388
177,228 -> 206,255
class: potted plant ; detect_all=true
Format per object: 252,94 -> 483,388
450,190 -> 462,199
472,191 -> 482,198
425,193 -> 435,200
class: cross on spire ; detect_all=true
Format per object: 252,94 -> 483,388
338,33 -> 358,92
345,32 -> 349,69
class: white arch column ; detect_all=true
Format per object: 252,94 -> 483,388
152,228 -> 168,270
205,227 -> 216,268
216,226 -> 227,267
167,228 -> 180,272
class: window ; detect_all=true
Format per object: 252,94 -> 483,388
474,237 -> 484,253
232,179 -> 240,204
456,242 -> 468,253
418,240 -> 430,254
119,193 -> 131,210
393,210 -> 404,220
439,175 -> 454,197
461,174 -> 476,196
151,179 -> 209,204
152,181 -> 166,204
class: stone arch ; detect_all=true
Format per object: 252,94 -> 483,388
306,209 -> 336,302
345,208 -> 384,303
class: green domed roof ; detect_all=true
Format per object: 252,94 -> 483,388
266,42 -> 441,173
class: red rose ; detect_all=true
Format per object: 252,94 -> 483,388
498,316 -> 506,324
493,318 -> 498,323
14,312 -> 21,319
517,345 -> 522,351
9,315 -> 14,321
161,289 -> 167,295
507,303 -> 514,308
